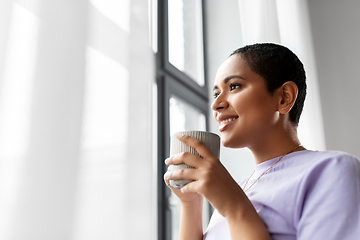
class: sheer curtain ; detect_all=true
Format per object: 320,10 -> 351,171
238,0 -> 326,150
0,0 -> 154,239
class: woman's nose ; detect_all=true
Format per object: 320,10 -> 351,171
211,93 -> 228,111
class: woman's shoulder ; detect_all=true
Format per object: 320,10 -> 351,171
292,149 -> 359,167
292,150 -> 360,182
283,150 -> 360,180
292,150 -> 360,240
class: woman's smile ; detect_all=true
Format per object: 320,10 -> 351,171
218,117 -> 238,132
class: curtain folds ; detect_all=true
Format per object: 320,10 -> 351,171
237,0 -> 326,150
0,0 -> 154,239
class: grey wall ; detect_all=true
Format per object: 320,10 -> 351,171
308,0 -> 360,158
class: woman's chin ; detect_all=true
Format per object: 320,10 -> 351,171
221,137 -> 237,148
221,135 -> 245,149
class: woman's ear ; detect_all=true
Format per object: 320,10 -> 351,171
278,81 -> 298,114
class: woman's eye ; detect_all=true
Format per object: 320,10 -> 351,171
213,92 -> 220,98
230,83 -> 241,91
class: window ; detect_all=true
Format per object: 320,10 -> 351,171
156,0 -> 210,239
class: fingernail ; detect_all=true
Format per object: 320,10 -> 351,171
165,157 -> 170,164
176,133 -> 185,139
164,172 -> 171,180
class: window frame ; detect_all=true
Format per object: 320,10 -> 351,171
156,0 -> 210,239
157,0 -> 209,98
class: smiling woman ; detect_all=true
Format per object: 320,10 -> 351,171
211,55 -> 280,149
211,45 -> 304,152
164,43 -> 360,240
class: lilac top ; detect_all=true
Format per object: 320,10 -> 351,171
203,150 -> 360,240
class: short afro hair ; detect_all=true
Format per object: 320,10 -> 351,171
230,43 -> 307,126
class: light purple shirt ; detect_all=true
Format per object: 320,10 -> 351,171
203,150 -> 360,240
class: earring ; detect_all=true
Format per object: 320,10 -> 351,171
282,104 -> 290,110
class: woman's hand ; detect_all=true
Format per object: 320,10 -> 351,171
164,134 -> 246,217
164,168 -> 202,205
164,134 -> 272,240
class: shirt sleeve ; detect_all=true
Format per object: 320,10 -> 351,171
296,153 -> 360,240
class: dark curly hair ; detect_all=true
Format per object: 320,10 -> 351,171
230,43 -> 307,126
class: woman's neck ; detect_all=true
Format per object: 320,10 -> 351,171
249,126 -> 305,165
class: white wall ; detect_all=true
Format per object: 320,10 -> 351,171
308,0 -> 360,158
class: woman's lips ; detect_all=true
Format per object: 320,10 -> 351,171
219,117 -> 237,132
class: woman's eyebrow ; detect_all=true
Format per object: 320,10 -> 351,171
213,75 -> 246,90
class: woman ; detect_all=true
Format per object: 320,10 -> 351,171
164,43 -> 360,240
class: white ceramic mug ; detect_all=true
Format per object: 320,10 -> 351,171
168,131 -> 220,189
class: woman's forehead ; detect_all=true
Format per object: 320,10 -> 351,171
214,55 -> 248,83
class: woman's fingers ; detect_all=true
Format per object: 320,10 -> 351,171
164,134 -> 225,200
164,167 -> 198,182
165,134 -> 218,168
179,178 -> 203,193
177,134 -> 217,160
165,151 -> 203,168
163,134 -> 247,216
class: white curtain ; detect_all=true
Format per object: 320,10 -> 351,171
0,0 -> 155,239
238,0 -> 326,150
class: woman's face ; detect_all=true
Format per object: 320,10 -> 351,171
211,54 -> 280,149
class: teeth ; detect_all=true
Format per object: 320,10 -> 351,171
220,118 -> 236,125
